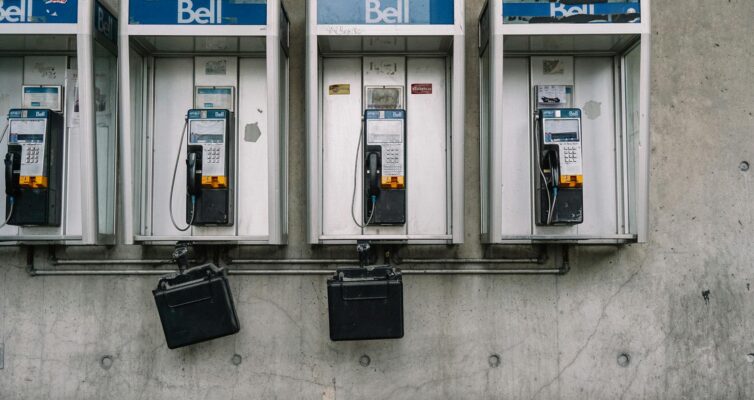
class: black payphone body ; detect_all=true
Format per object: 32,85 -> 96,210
4,109 -> 64,226
363,109 -> 406,225
535,108 -> 584,225
185,109 -> 233,226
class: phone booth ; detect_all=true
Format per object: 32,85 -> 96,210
119,0 -> 289,244
0,0 -> 119,244
479,0 -> 651,244
306,0 -> 465,244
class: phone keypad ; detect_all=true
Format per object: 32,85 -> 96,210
205,147 -> 222,164
563,145 -> 579,165
385,148 -> 400,165
24,146 -> 41,164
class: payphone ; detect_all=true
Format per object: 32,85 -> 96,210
351,86 -> 407,227
170,109 -> 233,230
363,109 -> 406,225
535,108 -> 583,225
3,109 -> 64,226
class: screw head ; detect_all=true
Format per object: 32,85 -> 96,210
617,353 -> 631,367
231,354 -> 242,366
100,355 -> 113,370
740,161 -> 750,172
488,354 -> 501,368
359,354 -> 371,367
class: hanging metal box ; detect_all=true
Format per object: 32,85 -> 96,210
153,264 -> 240,349
327,266 -> 404,341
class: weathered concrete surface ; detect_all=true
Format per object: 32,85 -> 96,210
2,0 -> 754,398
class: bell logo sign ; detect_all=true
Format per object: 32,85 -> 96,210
178,0 -> 222,24
0,0 -> 32,23
366,0 -> 410,24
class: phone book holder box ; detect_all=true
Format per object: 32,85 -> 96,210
153,263 -> 240,349
327,265 -> 404,341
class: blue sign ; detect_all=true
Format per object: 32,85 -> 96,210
10,109 -> 49,118
0,0 -> 78,24
130,0 -> 266,25
318,0 -> 453,25
188,109 -> 227,119
503,2 -> 640,24
95,1 -> 117,46
541,108 -> 580,119
366,109 -> 405,119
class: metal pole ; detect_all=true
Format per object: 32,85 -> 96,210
52,259 -> 180,266
228,259 -> 358,265
29,267 -> 563,276
398,258 -> 540,264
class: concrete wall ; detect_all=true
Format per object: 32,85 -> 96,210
1,0 -> 753,398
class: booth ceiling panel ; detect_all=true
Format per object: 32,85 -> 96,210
132,37 -> 265,55
503,34 -> 639,54
0,35 -> 76,52
318,36 -> 453,54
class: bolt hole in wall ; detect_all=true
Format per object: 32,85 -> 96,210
488,354 -> 501,368
359,354 -> 371,367
617,352 -> 631,367
100,355 -> 114,370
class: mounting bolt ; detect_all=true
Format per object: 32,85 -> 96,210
231,354 -> 242,366
359,354 -> 371,367
617,353 -> 631,367
488,354 -> 501,368
100,355 -> 114,370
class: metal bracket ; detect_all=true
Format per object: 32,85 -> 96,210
356,240 -> 372,267
173,241 -> 191,274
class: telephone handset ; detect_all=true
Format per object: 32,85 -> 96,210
535,108 -> 584,225
366,151 -> 380,198
186,148 -> 200,197
4,151 -> 19,196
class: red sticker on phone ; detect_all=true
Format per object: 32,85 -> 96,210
411,83 -> 432,94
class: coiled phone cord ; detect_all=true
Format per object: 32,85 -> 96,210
351,119 -> 376,229
169,120 -> 195,232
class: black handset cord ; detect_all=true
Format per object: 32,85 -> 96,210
0,122 -> 14,228
351,118 -> 376,229
0,122 -> 8,143
169,120 -> 195,232
0,198 -> 14,228
538,149 -> 559,225
547,151 -> 559,225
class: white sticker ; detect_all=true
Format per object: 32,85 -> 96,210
22,86 -> 61,111
537,85 -> 567,106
